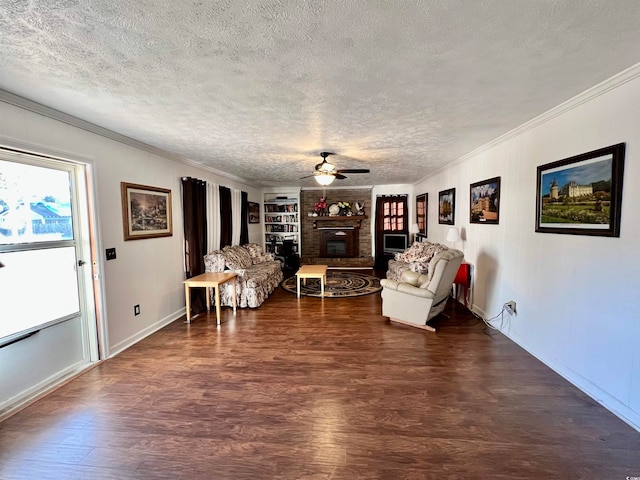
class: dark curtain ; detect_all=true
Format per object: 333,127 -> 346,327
219,186 -> 232,247
240,191 -> 249,245
374,195 -> 388,270
182,177 -> 208,313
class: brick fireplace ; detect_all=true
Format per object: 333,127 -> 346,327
300,189 -> 374,268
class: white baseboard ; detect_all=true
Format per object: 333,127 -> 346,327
0,360 -> 94,422
108,309 -> 185,358
470,303 -> 640,432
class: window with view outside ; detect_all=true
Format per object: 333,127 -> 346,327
0,160 -> 73,243
382,198 -> 406,231
0,159 -> 80,344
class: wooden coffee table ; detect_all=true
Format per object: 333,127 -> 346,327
183,272 -> 237,325
295,265 -> 328,298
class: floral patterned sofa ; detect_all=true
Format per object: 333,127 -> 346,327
204,244 -> 283,308
386,241 -> 450,281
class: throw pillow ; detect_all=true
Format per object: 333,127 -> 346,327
222,245 -> 252,269
204,250 -> 226,272
395,242 -> 429,263
243,243 -> 271,265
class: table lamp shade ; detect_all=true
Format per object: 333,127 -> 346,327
446,227 -> 460,243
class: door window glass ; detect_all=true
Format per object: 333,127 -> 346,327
0,160 -> 73,244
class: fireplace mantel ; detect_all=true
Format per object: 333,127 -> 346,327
312,215 -> 368,229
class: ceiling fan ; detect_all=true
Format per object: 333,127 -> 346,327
300,152 -> 370,186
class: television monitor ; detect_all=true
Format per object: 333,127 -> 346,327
383,233 -> 408,254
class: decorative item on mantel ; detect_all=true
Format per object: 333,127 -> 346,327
337,201 -> 351,216
325,200 -> 366,216
312,197 -> 327,217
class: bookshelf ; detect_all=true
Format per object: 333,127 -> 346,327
263,194 -> 300,256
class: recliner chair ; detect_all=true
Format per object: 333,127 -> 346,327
380,248 -> 464,332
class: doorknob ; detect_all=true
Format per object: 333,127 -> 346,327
78,260 -> 86,266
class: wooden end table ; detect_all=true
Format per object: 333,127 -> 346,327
295,265 -> 328,298
183,272 -> 237,325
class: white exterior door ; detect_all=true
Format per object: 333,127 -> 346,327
0,150 -> 98,417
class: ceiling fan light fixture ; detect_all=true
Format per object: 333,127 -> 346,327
319,162 -> 335,172
315,173 -> 335,186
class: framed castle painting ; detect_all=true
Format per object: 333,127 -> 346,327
438,188 -> 455,225
470,177 -> 500,224
535,143 -> 625,237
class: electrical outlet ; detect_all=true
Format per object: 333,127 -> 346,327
134,304 -> 140,316
505,301 -> 516,315
106,248 -> 117,260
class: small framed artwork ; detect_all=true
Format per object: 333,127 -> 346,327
470,177 -> 500,224
535,143 -> 625,237
415,193 -> 428,236
248,201 -> 260,223
121,182 -> 173,240
438,188 -> 455,225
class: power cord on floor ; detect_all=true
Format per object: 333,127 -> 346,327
470,304 -> 510,335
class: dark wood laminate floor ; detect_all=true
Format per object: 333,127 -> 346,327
1,285 -> 639,479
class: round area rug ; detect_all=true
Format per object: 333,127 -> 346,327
280,271 -> 382,298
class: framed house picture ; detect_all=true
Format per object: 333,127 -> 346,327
438,188 -> 455,225
416,193 -> 427,236
248,201 -> 260,224
470,177 -> 500,224
535,143 -> 625,237
121,182 -> 173,240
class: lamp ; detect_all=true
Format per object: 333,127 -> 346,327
409,223 -> 420,243
446,227 -> 460,245
315,173 -> 335,186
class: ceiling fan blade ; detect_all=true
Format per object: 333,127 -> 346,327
334,173 -> 347,180
299,174 -> 317,180
336,169 -> 370,174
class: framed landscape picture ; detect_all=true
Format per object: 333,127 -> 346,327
121,182 -> 173,240
470,177 -> 500,224
416,193 -> 427,236
438,188 -> 455,225
248,201 -> 260,223
535,143 -> 625,237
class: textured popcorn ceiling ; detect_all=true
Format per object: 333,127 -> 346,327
1,1 -> 640,187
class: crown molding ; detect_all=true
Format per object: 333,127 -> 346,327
0,89 -> 257,188
415,61 -> 640,185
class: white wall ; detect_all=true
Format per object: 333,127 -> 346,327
0,99 -> 263,359
413,67 -> 640,430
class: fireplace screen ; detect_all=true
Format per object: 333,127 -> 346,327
326,240 -> 347,256
319,228 -> 359,258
